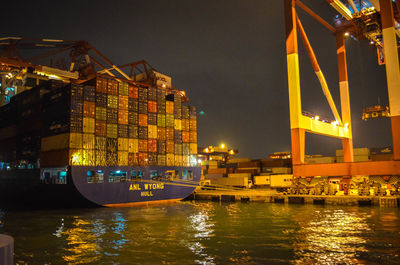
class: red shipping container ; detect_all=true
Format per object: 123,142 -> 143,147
139,114 -> 148,127
148,101 -> 157,113
148,139 -> 157,153
138,152 -> 148,166
128,85 -> 139,98
128,152 -> 138,166
83,101 -> 95,118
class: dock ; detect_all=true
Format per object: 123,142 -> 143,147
190,189 -> 400,207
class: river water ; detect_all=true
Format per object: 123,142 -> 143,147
1,202 -> 400,265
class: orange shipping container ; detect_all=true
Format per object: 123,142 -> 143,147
119,95 -> 129,110
148,139 -> 157,153
182,131 -> 190,143
181,119 -> 189,131
138,153 -> 148,166
69,133 -> 82,149
148,101 -> 157,113
138,139 -> 148,152
157,127 -> 166,141
128,85 -> 138,98
83,101 -> 95,118
189,118 -> 197,130
166,141 -> 174,153
107,80 -> 118,95
139,114 -> 148,127
96,78 -> 107,93
190,131 -> 197,143
118,110 -> 129,125
128,152 -> 138,166
166,101 -> 174,114
166,128 -> 174,141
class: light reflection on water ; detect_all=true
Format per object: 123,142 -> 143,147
0,203 -> 399,264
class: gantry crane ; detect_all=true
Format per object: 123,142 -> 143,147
284,0 -> 400,193
0,37 -> 187,107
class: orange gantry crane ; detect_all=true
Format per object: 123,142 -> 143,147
284,0 -> 400,191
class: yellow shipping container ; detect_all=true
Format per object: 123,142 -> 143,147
174,119 -> 182,131
148,125 -> 158,139
118,138 -> 129,151
166,153 -> 175,166
83,133 -> 95,150
96,150 -> 107,166
96,107 -> 107,121
128,138 -> 139,153
95,136 -> 107,150
118,151 -> 129,166
69,133 -> 83,149
174,155 -> 183,166
82,150 -> 95,166
70,149 -> 83,165
107,124 -> 118,138
41,133 -> 69,151
183,155 -> 190,166
83,117 -> 95,133
190,143 -> 198,154
166,101 -> 174,114
107,95 -> 118,108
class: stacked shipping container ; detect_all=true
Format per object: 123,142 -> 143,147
36,77 -> 198,167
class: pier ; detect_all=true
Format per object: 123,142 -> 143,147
190,189 -> 400,207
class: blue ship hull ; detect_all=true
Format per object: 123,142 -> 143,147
0,166 -> 201,209
70,166 -> 201,206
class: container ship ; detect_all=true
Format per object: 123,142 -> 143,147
0,37 -> 200,208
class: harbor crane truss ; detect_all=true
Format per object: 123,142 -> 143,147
0,37 -> 188,106
284,0 -> 400,187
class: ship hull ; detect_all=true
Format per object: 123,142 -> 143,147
0,166 -> 201,209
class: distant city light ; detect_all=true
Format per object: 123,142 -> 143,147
220,143 -> 225,149
199,110 -> 205,115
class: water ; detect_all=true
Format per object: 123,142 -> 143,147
1,202 -> 400,265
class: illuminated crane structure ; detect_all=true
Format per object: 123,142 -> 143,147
0,37 -> 187,106
284,0 -> 400,189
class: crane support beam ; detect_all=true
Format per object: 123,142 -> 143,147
285,0 -> 305,165
295,0 -> 336,33
380,0 -> 400,160
293,160 -> 400,176
297,16 -> 343,125
336,33 -> 354,162
326,0 -> 354,20
299,115 -> 351,138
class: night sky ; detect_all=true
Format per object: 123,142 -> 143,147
1,0 -> 393,158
